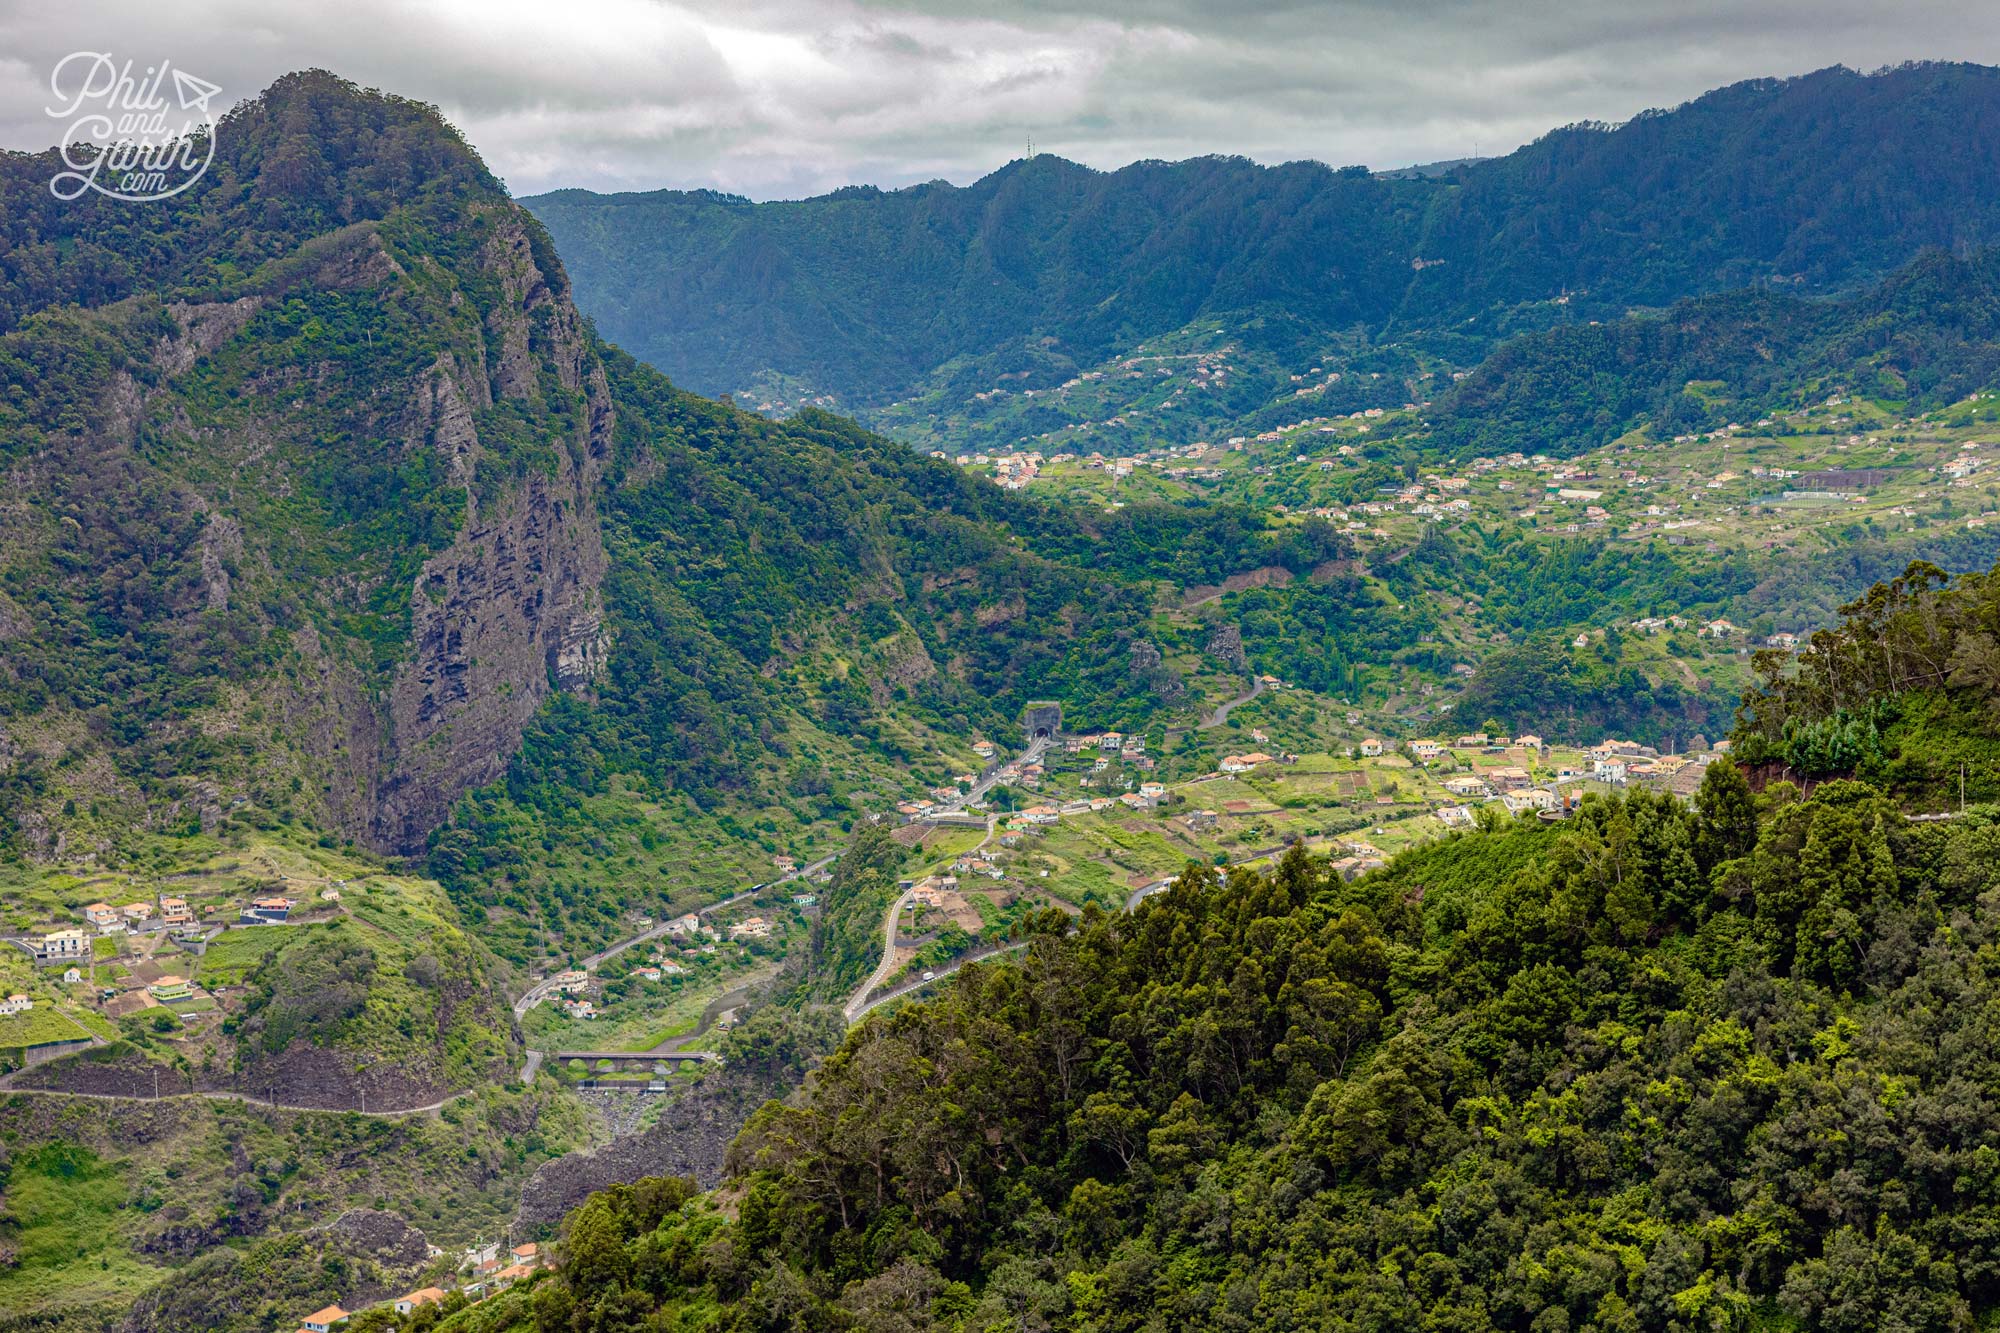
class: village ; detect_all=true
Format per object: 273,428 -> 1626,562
280,1237 -> 554,1333
946,374 -> 2000,603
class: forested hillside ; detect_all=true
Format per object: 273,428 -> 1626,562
0,70 -> 1309,955
1733,558 -> 2000,808
1430,246 -> 2000,459
527,62 -> 2000,450
451,755 -> 2000,1332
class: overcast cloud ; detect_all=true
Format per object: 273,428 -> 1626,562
3,0 -> 1998,200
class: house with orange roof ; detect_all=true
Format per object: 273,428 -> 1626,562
299,1306 -> 348,1333
394,1289 -> 446,1314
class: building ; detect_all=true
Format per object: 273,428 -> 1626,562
121,902 -> 153,923
0,994 -> 32,1016
160,897 -> 194,926
662,913 -> 701,936
300,1307 -> 349,1333
394,1289 -> 447,1314
727,917 -> 773,940
1359,739 -> 1384,757
149,976 -> 192,1001
240,897 -> 293,924
83,903 -> 119,929
40,929 -> 88,960
511,1242 -> 541,1268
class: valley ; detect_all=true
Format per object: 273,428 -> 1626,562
10,49 -> 2000,1333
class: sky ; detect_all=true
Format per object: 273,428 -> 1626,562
4,0 -> 2000,200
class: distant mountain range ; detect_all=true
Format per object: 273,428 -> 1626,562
526,62 -> 2000,454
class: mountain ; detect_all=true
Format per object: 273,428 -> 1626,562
0,71 -> 1323,963
525,62 -> 2000,453
1428,245 -> 2000,459
0,68 -> 1303,1327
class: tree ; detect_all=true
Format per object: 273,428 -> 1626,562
1695,758 -> 1759,872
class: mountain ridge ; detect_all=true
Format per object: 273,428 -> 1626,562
525,60 -> 2000,454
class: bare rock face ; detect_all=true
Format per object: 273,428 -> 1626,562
1207,622 -> 1248,670
366,218 -> 615,854
374,452 -> 609,851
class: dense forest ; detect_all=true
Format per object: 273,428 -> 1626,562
1733,557 -> 2000,807
1429,247 -> 2000,459
441,753 -> 2000,1332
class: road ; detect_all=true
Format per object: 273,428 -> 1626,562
844,886 -> 915,1023
1198,674 -> 1266,730
847,939 -> 1032,1022
512,853 -> 839,1019
936,736 -> 1050,815
4,1085 -> 471,1117
843,748 -> 1028,1025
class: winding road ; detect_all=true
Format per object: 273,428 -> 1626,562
1198,674 -> 1266,730
843,886 -> 917,1023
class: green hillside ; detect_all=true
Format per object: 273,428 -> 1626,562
447,758 -> 2000,1332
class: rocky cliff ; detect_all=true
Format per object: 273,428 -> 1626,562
0,75 -> 616,859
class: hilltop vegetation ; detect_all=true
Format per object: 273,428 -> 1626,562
1430,246 -> 2000,460
1734,557 -> 2000,808
450,753 -> 2000,1332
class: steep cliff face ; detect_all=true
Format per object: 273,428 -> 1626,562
371,220 -> 613,852
0,73 -> 617,860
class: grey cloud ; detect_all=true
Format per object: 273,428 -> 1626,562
1,0 -> 1997,200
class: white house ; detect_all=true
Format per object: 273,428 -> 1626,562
40,929 -> 88,960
